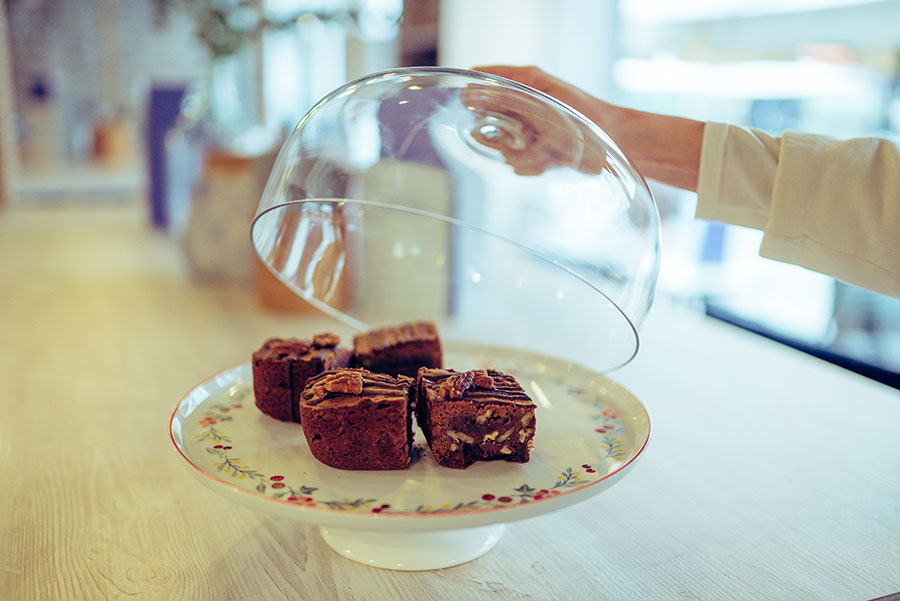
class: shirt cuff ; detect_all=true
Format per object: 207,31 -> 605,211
695,122 -> 778,231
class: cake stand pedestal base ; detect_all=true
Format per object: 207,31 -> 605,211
318,524 -> 505,571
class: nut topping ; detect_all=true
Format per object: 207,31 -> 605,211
312,332 -> 340,348
325,371 -> 364,394
439,371 -> 473,399
439,370 -> 493,400
267,339 -> 311,357
307,371 -> 364,404
472,371 -> 494,389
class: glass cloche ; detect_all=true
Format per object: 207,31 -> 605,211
251,67 -> 660,373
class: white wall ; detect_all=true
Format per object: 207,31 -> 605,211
438,0 -> 620,98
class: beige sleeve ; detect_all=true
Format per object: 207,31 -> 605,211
695,122 -> 900,298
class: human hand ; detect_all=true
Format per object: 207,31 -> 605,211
474,65 -> 704,191
461,67 -> 607,176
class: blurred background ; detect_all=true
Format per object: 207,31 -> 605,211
1,0 -> 898,386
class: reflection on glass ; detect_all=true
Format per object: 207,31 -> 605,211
252,68 -> 661,373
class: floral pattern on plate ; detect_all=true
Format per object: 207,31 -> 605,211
173,346 -> 647,519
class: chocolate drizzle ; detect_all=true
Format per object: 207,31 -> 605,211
301,369 -> 410,406
257,335 -> 347,362
257,337 -> 311,360
353,322 -> 438,355
419,368 -> 532,405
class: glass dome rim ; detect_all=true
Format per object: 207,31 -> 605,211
249,199 -> 643,373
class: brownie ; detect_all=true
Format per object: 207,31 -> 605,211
252,333 -> 352,422
416,368 -> 536,469
353,321 -> 442,378
298,368 -> 414,470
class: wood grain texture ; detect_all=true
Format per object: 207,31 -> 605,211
0,202 -> 898,600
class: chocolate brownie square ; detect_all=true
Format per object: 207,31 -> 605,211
416,368 -> 536,469
353,321 -> 442,378
252,333 -> 352,422
299,368 -> 414,470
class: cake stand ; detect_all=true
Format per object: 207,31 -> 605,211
173,66 -> 660,571
169,342 -> 650,571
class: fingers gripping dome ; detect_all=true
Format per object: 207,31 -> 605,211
251,68 -> 660,374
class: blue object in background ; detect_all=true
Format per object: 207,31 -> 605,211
147,85 -> 187,229
700,221 -> 726,263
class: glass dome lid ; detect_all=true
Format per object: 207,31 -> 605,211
251,67 -> 660,373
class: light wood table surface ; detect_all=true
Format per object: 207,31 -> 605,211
2,202 -> 899,600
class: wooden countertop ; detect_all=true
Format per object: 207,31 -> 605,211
2,203 -> 898,600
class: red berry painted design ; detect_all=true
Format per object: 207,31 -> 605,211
482,494 -> 495,501
498,496 -> 512,503
270,475 -> 284,481
271,483 -> 285,489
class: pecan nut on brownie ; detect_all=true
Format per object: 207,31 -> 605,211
353,321 -> 442,378
251,333 -> 352,422
415,368 -> 536,469
298,368 -> 414,470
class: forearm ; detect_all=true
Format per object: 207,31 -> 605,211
474,66 -> 704,190
584,100 -> 704,191
474,65 -> 900,296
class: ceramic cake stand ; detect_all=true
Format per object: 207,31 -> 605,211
169,342 -> 651,571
